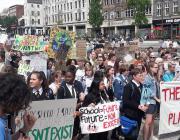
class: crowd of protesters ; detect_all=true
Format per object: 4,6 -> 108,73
0,38 -> 179,140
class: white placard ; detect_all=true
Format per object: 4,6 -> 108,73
79,101 -> 120,134
0,34 -> 8,44
159,82 -> 180,135
17,99 -> 77,140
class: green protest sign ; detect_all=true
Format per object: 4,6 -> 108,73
13,35 -> 48,52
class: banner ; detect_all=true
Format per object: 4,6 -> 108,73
17,99 -> 77,140
159,82 -> 180,135
13,35 -> 48,52
79,101 -> 120,134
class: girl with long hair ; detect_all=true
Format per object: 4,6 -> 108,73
141,62 -> 160,140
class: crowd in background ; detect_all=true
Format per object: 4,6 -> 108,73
0,38 -> 180,140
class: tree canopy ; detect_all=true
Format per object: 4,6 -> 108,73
89,0 -> 104,29
127,0 -> 151,26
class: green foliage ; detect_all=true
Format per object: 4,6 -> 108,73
89,0 -> 104,29
0,16 -> 18,32
127,0 -> 151,26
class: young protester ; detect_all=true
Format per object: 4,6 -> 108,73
49,70 -> 62,98
57,65 -> 84,140
81,66 -> 94,95
0,73 -> 36,140
141,62 -> 160,140
122,68 -> 148,140
82,78 -> 110,140
27,71 -> 54,101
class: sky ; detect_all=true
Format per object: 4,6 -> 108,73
0,0 -> 24,13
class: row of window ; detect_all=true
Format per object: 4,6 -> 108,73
156,1 -> 179,16
31,11 -> 40,16
45,0 -> 85,14
46,12 -> 86,24
31,4 -> 40,8
104,0 -> 123,5
31,19 -> 41,25
104,6 -> 151,19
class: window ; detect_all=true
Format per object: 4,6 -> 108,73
116,11 -> 120,18
70,2 -> 72,9
75,13 -> 77,20
71,13 -> 73,21
38,19 -> 40,24
173,1 -> 178,15
31,11 -> 34,16
79,0 -> 81,8
78,12 -> 81,21
145,5 -> 152,15
83,12 -> 85,19
67,14 -> 69,22
61,4 -> 62,10
32,19 -> 34,24
82,0 -> 85,7
37,11 -> 40,16
156,3 -> 161,16
52,15 -> 54,23
37,5 -> 40,8
125,9 -> 133,17
111,0 -> 113,4
75,1 -> 77,8
64,4 -> 66,10
31,4 -> 33,7
164,2 -> 169,16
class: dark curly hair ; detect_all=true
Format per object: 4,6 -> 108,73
0,73 -> 31,114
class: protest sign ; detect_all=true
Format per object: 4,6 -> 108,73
22,53 -> 48,76
0,34 -> 8,44
17,99 -> 77,140
79,101 -> 120,134
18,60 -> 33,78
76,40 -> 86,59
13,35 -> 48,52
159,82 -> 180,135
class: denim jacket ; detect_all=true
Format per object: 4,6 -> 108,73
113,74 -> 128,100
140,74 -> 157,105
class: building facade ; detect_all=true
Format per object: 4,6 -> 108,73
8,5 -> 24,19
24,0 -> 44,35
43,0 -> 89,36
93,0 -> 153,39
153,0 -> 180,39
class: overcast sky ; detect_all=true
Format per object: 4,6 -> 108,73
0,0 -> 24,13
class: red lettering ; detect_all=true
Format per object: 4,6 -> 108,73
168,113 -> 173,125
108,112 -> 115,120
103,119 -> 119,129
162,88 -> 170,102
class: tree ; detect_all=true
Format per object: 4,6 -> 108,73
0,16 -> 18,33
127,0 -> 151,26
89,0 -> 104,36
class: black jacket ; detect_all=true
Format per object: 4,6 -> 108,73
122,81 -> 144,120
57,80 -> 84,99
31,88 -> 54,101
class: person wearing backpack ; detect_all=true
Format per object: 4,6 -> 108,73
122,68 -> 148,140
